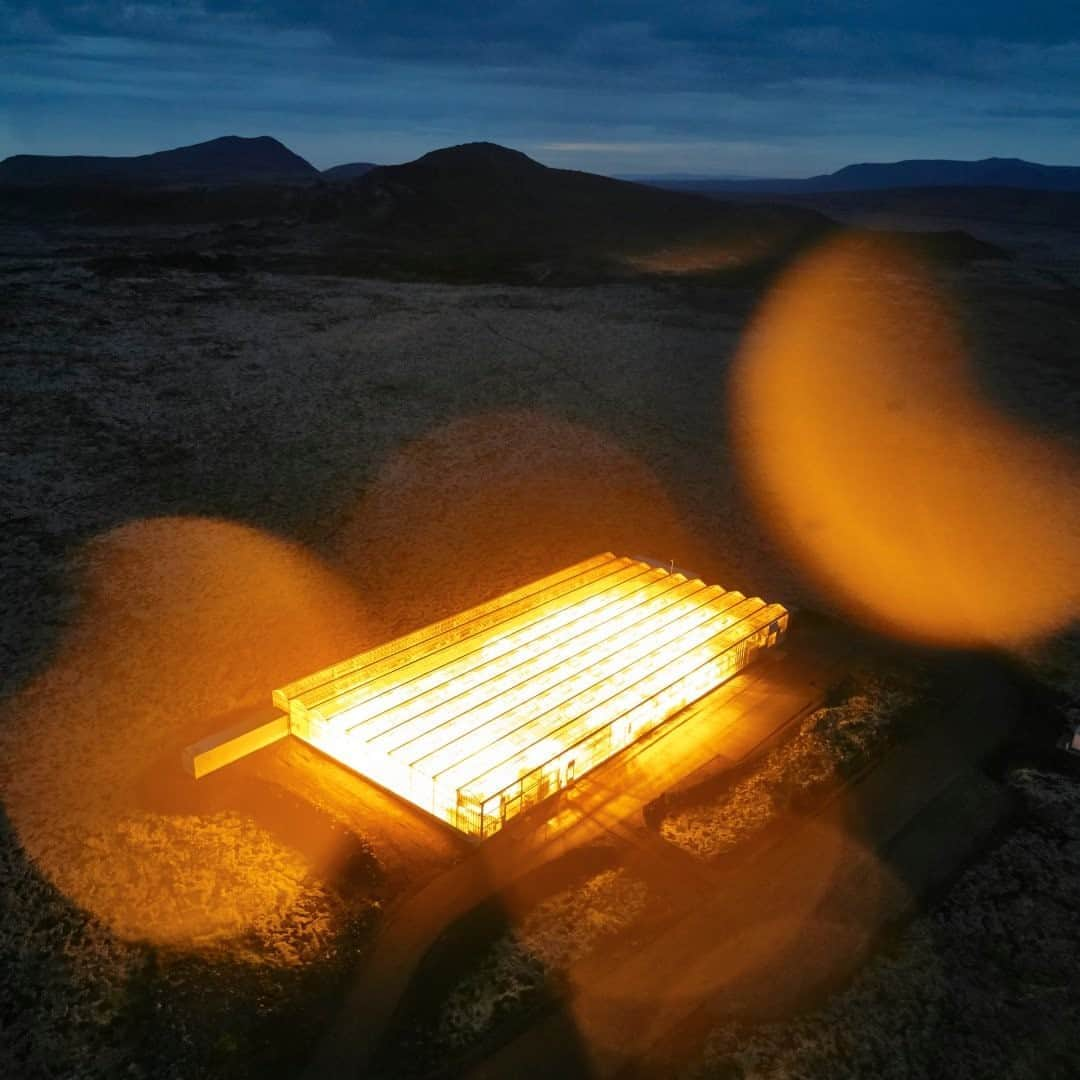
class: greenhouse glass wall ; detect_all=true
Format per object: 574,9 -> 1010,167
274,553 -> 788,839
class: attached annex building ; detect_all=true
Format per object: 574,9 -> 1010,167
188,553 -> 788,839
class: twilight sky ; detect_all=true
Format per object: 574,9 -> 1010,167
2,2 -> 1079,176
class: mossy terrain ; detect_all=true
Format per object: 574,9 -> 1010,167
659,660 -> 933,860
685,765 -> 1080,1079
380,857 -> 650,1078
2,201 -> 1078,1077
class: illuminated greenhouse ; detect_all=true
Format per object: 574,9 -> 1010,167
272,553 -> 788,839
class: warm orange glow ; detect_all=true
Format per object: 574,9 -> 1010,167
731,232 -> 1080,647
332,410 -> 718,641
1,516 -> 369,946
276,554 -> 787,838
625,243 -> 752,275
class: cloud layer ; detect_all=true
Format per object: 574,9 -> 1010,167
2,2 -> 1079,174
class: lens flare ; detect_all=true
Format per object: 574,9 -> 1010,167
731,232 -> 1080,647
333,409 -> 715,638
0,516 -> 369,946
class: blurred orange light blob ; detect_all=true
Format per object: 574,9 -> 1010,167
731,232 -> 1080,647
334,410 -> 713,639
0,516 -> 370,946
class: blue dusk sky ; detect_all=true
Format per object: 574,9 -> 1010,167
2,2 -> 1079,176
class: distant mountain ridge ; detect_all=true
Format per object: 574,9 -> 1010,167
322,161 -> 378,181
7,137 -> 1075,199
0,135 -> 319,187
347,141 -> 830,253
646,157 -> 1080,195
0,138 -> 1006,281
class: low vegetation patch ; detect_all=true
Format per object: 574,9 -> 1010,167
683,766 -> 1080,1079
436,866 -> 648,1049
384,860 -> 649,1076
1023,627 -> 1080,724
659,662 -> 931,861
0,808 -> 381,1080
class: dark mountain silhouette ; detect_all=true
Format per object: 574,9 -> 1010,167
322,162 -> 378,181
648,157 -> 1080,196
0,135 -> 319,187
0,138 -> 1005,283
810,157 -> 1080,191
296,142 -> 999,280
336,142 -> 830,260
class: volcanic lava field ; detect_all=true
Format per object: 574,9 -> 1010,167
2,206 -> 1080,1078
